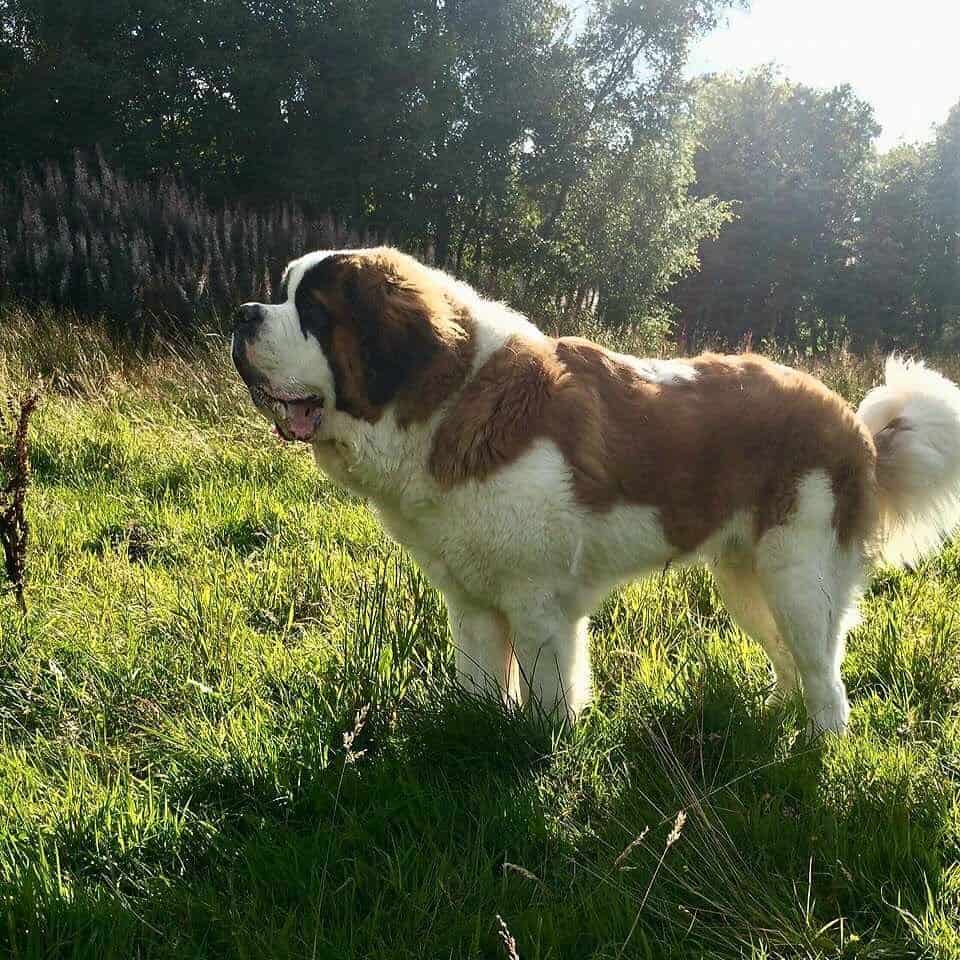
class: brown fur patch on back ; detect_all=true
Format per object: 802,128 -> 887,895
296,248 -> 474,424
430,340 -> 878,552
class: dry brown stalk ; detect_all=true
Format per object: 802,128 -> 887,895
0,392 -> 39,613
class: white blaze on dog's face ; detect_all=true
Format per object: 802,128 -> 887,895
232,251 -> 336,441
231,247 -> 474,445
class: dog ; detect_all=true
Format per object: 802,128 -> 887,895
232,247 -> 960,733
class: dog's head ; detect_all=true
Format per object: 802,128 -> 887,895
232,247 -> 473,444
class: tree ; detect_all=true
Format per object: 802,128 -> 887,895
846,145 -> 934,347
846,100 -> 960,349
0,0 -> 739,336
669,68 -> 879,348
927,101 -> 960,344
462,0 -> 739,332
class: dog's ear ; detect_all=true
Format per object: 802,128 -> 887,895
342,251 -> 449,408
299,248 -> 472,423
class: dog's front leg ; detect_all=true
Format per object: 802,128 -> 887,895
507,599 -> 592,722
444,594 -> 519,705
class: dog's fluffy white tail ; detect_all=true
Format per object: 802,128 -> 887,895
858,356 -> 960,566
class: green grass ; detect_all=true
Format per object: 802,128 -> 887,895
2,312 -> 960,958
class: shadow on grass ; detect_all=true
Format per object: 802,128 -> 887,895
83,520 -> 181,566
2,638 -> 950,959
2,685 -> 568,959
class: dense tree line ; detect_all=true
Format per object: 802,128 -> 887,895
671,70 -> 960,350
0,0 -> 735,338
851,103 -> 960,349
0,1 -> 956,349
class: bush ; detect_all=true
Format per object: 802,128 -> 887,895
0,151 -> 370,340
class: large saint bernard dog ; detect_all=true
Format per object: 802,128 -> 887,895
232,247 -> 960,734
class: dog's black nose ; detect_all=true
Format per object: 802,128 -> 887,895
234,303 -> 264,338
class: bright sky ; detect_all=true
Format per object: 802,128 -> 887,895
685,0 -> 960,150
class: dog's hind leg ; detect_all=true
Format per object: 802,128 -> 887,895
756,555 -> 863,735
754,473 -> 866,735
711,560 -> 799,704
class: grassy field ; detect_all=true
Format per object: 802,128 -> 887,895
2,312 -> 960,958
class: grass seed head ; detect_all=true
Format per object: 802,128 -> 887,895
501,861 -> 542,885
343,704 -> 370,763
666,810 -> 687,849
614,825 -> 651,869
496,914 -> 520,960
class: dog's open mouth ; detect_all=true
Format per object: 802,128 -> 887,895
260,390 -> 325,443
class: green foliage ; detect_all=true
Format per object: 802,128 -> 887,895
672,70 -> 960,352
0,0 -> 736,338
0,4 -> 955,349
4,309 -> 960,957
926,103 -> 960,347
845,105 -> 960,350
849,145 -> 938,347
671,68 -> 879,349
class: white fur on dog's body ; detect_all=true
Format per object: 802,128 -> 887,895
238,251 -> 960,734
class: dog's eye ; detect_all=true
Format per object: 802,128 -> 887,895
298,298 -> 330,338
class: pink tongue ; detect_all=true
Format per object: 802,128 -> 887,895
285,401 -> 322,441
